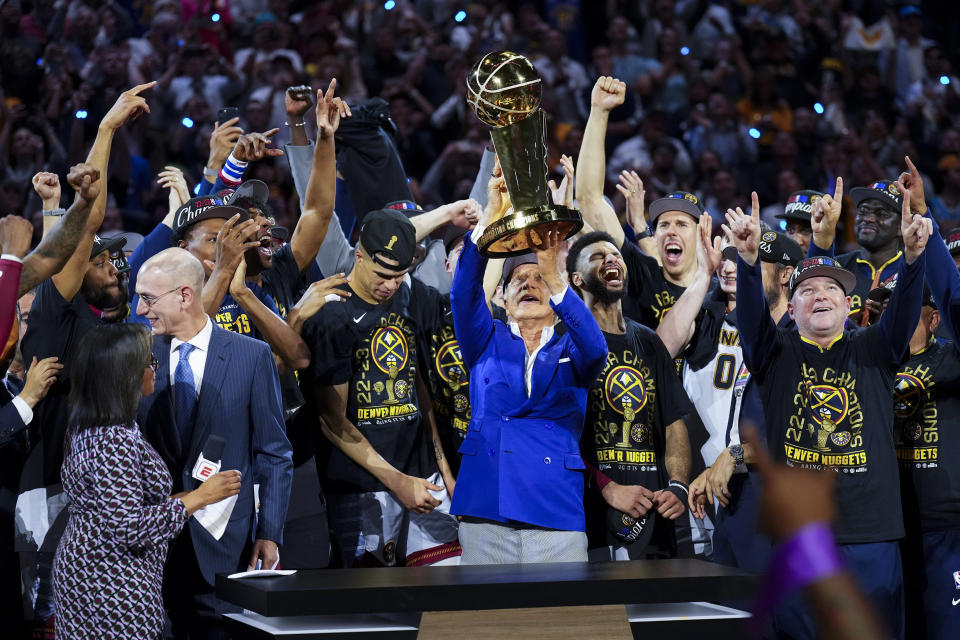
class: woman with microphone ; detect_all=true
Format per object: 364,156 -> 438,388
52,324 -> 240,639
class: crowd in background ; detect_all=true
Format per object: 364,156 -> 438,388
1,0 -> 960,248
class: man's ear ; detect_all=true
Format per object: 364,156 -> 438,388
780,266 -> 794,286
571,270 -> 584,289
930,309 -> 941,333
787,301 -> 795,320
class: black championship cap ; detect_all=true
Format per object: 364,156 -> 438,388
850,179 -> 903,213
776,190 -> 824,222
606,507 -> 654,549
720,230 -> 804,267
270,225 -> 289,242
172,193 -> 248,240
868,273 -> 936,308
944,229 -> 960,255
789,256 -> 857,297
90,233 -> 126,260
359,209 -> 417,270
648,190 -> 705,223
222,179 -> 270,208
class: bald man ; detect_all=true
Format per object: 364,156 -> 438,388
136,248 -> 292,637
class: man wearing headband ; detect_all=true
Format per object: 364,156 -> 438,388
728,188 -> 931,638
304,209 -> 460,567
448,178 -> 607,564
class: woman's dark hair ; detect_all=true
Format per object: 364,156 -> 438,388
68,323 -> 153,432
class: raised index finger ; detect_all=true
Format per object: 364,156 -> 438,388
126,81 -> 157,95
833,176 -> 843,202
324,78 -> 337,101
751,191 -> 760,220
905,155 -> 920,177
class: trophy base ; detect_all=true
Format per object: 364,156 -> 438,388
478,205 -> 583,257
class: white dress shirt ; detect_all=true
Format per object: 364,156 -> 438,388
170,318 -> 214,396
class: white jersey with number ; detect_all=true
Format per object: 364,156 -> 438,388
682,316 -> 746,467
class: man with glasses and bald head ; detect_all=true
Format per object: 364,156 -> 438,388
135,247 -> 292,637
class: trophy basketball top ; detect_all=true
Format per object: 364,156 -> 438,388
466,51 -> 542,128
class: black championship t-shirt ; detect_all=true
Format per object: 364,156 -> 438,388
304,279 -> 435,493
620,241 -> 686,329
21,280 -> 103,485
412,281 -> 470,477
755,327 -> 904,544
893,339 -> 960,532
581,320 -> 693,546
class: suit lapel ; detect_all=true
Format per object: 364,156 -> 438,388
520,334 -> 562,412
186,326 -> 232,467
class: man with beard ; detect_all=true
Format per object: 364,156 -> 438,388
808,176 -> 904,324
577,76 -> 703,328
565,229 -> 694,561
21,84 -> 151,487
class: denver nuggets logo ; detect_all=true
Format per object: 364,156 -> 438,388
371,326 -> 408,374
830,431 -> 851,446
435,339 -> 468,385
631,424 -> 650,443
621,513 -> 636,526
893,373 -> 924,418
383,540 -> 396,564
810,194 -> 821,205
453,394 -> 469,413
887,183 -> 900,195
604,366 -> 648,415
684,193 -> 699,204
807,384 -> 848,426
762,231 -> 777,242
393,379 -> 408,400
904,421 -> 922,440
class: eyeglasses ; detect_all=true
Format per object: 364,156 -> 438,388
147,355 -> 159,372
139,287 -> 182,307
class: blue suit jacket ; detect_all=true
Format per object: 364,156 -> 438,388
449,237 -> 607,531
138,324 -> 293,584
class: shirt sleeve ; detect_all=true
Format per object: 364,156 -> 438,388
0,257 -> 23,351
303,308 -> 355,386
92,428 -> 189,550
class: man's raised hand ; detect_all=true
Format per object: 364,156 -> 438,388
31,171 -> 60,208
697,212 -> 722,275
101,81 -> 156,130
810,176 -> 843,244
590,76 -> 626,112
157,166 -> 190,213
208,118 -> 243,170
66,163 -> 101,202
721,191 -> 761,264
899,156 -> 927,215
548,154 -> 575,207
616,170 -> 647,232
316,78 -> 352,142
285,85 -> 314,118
897,182 -> 932,264
232,129 -> 285,163
0,216 -> 35,259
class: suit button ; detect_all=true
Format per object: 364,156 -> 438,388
544,457 -> 551,464
502,416 -> 510,421
484,378 -> 490,383
488,449 -> 496,456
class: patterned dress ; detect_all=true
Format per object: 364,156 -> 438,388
54,424 -> 188,639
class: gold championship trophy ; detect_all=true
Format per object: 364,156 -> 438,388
466,52 -> 583,256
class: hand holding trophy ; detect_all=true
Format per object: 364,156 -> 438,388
466,52 -> 582,256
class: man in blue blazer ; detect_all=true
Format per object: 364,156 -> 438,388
135,247 -> 293,637
450,218 -> 608,564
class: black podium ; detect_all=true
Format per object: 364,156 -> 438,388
217,560 -> 758,639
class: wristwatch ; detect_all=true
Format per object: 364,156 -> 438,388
729,444 -> 744,466
637,226 -> 654,239
42,208 -> 66,217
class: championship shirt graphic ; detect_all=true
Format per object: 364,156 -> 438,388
591,360 -> 658,469
433,335 -> 471,437
352,317 -> 419,425
893,364 -> 939,467
785,364 -> 867,471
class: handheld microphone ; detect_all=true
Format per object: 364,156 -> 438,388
192,435 -> 226,481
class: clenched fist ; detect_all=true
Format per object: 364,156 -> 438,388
66,163 -> 101,202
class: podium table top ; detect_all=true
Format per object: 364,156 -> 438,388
216,559 -> 759,617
